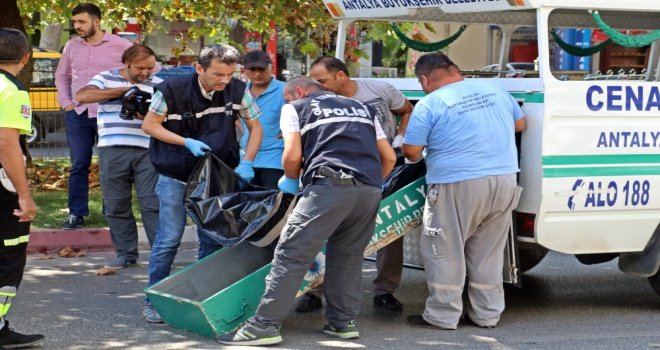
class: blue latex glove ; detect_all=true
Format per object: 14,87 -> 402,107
278,176 -> 300,194
391,135 -> 404,149
184,138 -> 211,157
235,160 -> 255,182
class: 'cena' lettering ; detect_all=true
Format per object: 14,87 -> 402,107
586,85 -> 660,112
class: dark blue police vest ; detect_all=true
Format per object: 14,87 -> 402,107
291,91 -> 382,187
150,74 -> 246,182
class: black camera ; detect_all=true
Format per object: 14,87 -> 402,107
119,86 -> 152,120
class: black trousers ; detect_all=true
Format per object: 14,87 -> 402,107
251,168 -> 284,190
0,185 -> 30,288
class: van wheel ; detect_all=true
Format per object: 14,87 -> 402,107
518,244 -> 548,273
649,271 -> 660,297
27,119 -> 44,144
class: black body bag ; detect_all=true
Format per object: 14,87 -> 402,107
184,153 -> 294,248
381,156 -> 427,198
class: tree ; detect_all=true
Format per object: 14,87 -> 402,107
17,0 -> 336,54
0,0 -> 32,87
39,24 -> 63,51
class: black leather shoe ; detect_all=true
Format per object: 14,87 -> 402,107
295,293 -> 322,313
406,315 -> 456,330
373,293 -> 403,311
0,321 -> 44,348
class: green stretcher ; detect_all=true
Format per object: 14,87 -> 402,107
145,177 -> 427,338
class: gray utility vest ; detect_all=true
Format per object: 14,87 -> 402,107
150,74 -> 246,182
291,91 -> 382,188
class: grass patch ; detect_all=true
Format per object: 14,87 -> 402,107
32,189 -> 144,229
32,189 -> 107,229
29,158 -> 143,229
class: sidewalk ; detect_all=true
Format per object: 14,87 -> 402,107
27,225 -> 199,254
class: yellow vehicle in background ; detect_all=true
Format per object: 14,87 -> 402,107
28,47 -> 63,144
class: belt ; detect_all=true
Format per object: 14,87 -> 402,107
312,177 -> 362,186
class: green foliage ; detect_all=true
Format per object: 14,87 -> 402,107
364,22 -> 411,77
18,0 -> 423,75
18,0 -> 336,51
300,41 -> 320,56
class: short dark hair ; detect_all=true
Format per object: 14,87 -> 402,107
414,52 -> 460,78
284,76 -> 324,96
72,3 -> 102,19
310,56 -> 350,77
0,28 -> 30,64
198,44 -> 239,70
122,44 -> 156,64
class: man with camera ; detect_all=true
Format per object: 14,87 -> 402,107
75,44 -> 161,270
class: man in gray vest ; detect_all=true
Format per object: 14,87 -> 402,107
219,76 -> 396,346
141,44 -> 262,323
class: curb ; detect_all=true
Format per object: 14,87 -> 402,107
28,228 -> 113,254
27,226 -> 200,254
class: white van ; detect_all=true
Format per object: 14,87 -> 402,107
322,0 -> 660,295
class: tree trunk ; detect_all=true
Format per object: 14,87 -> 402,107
0,0 -> 32,88
1,0 -> 35,162
39,24 -> 63,51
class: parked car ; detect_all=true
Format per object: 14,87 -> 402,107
480,62 -> 535,77
28,47 -> 63,144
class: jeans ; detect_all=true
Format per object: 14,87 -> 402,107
65,110 -> 97,217
147,175 -> 222,288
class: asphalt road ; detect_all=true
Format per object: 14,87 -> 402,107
13,249 -> 660,350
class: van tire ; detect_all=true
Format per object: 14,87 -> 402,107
649,271 -> 660,297
518,244 -> 548,273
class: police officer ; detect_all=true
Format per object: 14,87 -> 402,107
304,56 -> 414,312
75,44 -> 162,270
141,44 -> 262,323
0,28 -> 44,348
219,76 -> 396,346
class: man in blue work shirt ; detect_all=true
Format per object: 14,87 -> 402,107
239,50 -> 285,188
402,52 -> 525,330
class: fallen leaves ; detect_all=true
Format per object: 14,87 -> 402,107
28,161 -> 100,191
95,266 -> 120,276
34,248 -> 123,276
58,246 -> 87,258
